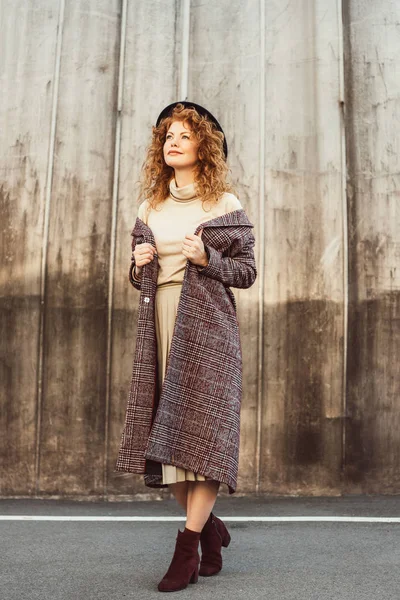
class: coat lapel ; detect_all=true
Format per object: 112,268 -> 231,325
131,208 -> 254,239
194,209 -> 254,234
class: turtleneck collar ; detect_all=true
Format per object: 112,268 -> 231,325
169,177 -> 199,202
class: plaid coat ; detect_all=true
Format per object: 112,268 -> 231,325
114,208 -> 257,494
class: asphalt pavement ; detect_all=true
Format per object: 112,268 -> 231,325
1,496 -> 399,600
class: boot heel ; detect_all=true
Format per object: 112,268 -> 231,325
222,530 -> 231,547
190,565 -> 199,584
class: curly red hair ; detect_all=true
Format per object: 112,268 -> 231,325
135,103 -> 237,211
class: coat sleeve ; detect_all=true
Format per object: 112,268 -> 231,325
128,202 -> 147,291
197,231 -> 257,289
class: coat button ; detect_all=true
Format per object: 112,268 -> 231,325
144,297 -> 150,303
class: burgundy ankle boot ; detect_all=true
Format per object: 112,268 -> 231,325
199,512 -> 231,576
158,527 -> 201,592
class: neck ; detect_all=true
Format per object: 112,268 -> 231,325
173,168 -> 197,188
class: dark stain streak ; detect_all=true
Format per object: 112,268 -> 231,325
346,292 -> 400,490
283,300 -> 326,468
0,295 -> 40,495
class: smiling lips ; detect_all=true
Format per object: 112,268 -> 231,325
168,151 -> 182,155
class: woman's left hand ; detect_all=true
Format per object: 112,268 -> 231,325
182,229 -> 208,267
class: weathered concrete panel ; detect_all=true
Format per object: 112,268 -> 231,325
1,0 -> 399,499
0,1 -> 59,495
343,0 -> 400,492
260,0 -> 345,494
38,1 -> 120,495
189,0 -> 262,492
107,1 -> 182,498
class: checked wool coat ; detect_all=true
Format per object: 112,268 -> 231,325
114,208 -> 257,494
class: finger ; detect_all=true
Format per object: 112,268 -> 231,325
139,255 -> 154,265
182,240 -> 195,249
136,252 -> 154,261
182,247 -> 197,257
184,236 -> 201,246
185,233 -> 203,244
145,243 -> 157,253
138,247 -> 156,256
139,242 -> 156,252
183,242 -> 200,253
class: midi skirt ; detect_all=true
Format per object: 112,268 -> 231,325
155,282 -> 212,485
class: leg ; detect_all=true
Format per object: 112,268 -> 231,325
190,480 -> 230,577
185,480 -> 220,533
169,481 -> 189,511
158,480 -> 200,592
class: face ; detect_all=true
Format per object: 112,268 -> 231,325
163,120 -> 199,170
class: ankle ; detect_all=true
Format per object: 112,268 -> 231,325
183,526 -> 201,535
202,513 -> 213,528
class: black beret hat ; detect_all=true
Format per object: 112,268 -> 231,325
155,100 -> 228,159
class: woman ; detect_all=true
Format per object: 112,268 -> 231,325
115,101 -> 257,592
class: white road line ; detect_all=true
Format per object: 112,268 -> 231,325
0,516 -> 399,523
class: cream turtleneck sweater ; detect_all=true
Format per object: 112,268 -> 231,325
133,178 -> 242,287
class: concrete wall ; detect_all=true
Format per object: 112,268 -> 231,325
0,0 -> 399,498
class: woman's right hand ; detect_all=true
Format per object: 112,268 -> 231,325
133,242 -> 157,278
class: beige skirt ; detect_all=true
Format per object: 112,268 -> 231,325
155,282 -> 209,485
